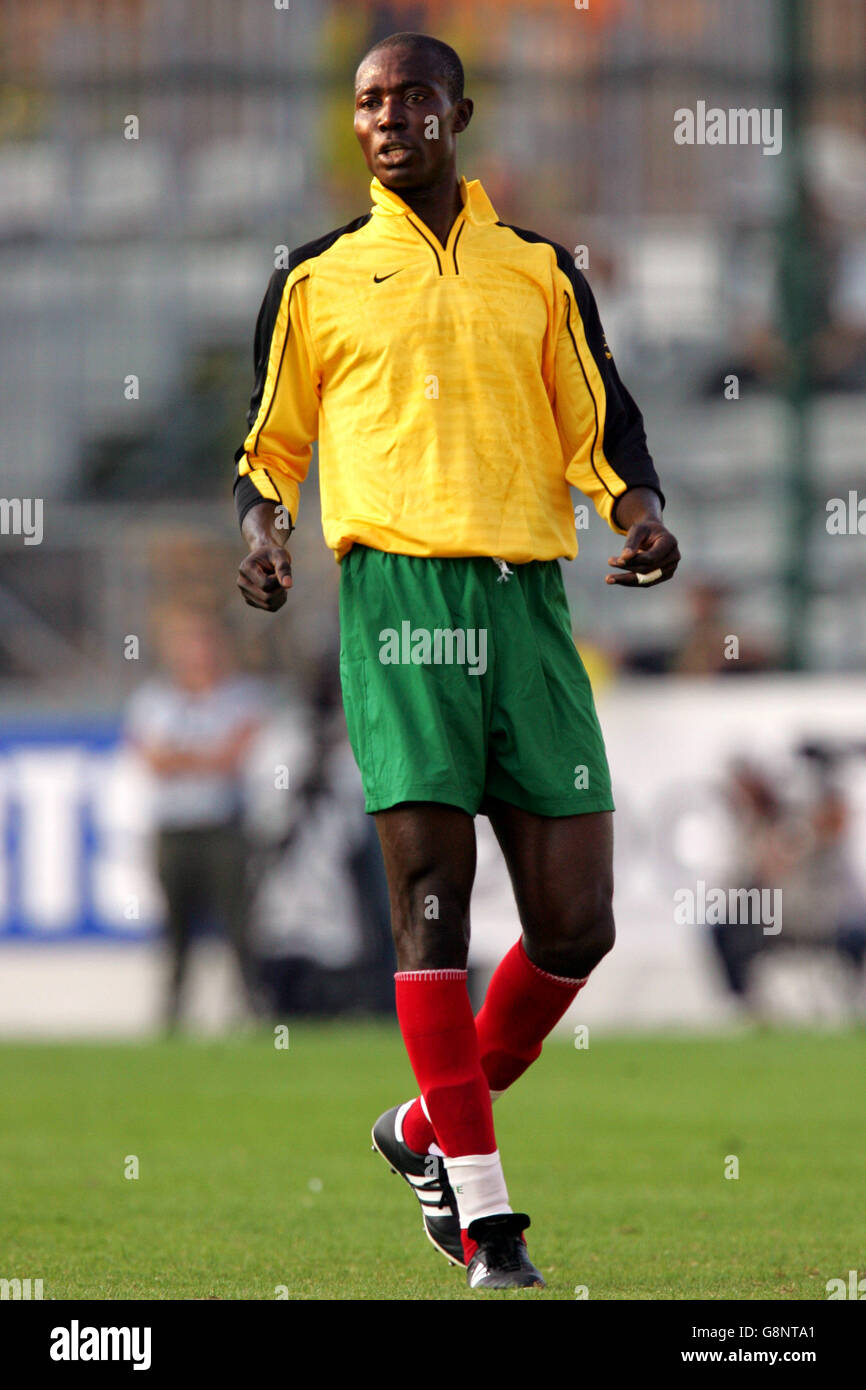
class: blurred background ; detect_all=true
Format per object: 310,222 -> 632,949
1,0 -> 864,1036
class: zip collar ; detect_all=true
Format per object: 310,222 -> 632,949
369,175 -> 499,228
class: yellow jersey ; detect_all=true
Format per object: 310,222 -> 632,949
234,175 -> 663,563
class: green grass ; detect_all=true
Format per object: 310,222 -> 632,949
0,1025 -> 863,1300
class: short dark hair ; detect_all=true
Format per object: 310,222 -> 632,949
357,32 -> 464,105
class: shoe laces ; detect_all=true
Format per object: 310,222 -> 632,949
414,1160 -> 456,1213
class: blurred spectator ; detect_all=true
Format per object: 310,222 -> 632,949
671,582 -> 736,675
708,760 -> 785,1008
625,581 -> 774,674
250,654 -> 396,1016
709,753 -> 866,1019
671,582 -> 773,675
125,606 -> 269,1029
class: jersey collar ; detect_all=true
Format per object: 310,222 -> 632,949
369,175 -> 499,227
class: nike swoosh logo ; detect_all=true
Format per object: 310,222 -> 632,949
373,269 -> 404,283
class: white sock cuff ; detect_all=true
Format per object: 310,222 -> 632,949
394,969 -> 468,982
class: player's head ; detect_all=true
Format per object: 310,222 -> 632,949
353,33 -> 473,192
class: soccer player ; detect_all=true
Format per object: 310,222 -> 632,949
234,32 -> 680,1290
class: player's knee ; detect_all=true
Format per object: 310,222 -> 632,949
404,870 -> 470,926
578,902 -> 616,971
390,874 -> 471,969
524,888 -> 615,978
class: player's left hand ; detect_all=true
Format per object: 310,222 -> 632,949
606,520 -> 680,588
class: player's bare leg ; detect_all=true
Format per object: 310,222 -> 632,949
484,801 -> 615,979
375,802 -> 476,972
371,801 -> 544,1288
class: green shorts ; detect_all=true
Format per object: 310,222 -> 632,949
338,545 -> 614,819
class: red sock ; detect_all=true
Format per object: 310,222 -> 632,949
400,1093 -> 437,1153
394,969 -> 496,1159
400,941 -> 588,1153
477,938 -> 588,1091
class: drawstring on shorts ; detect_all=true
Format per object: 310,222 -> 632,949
492,557 -> 513,583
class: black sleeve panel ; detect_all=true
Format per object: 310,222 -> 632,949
565,261 -> 664,510
232,268 -> 290,523
232,213 -> 373,532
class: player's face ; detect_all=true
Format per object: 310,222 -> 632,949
353,48 -> 468,192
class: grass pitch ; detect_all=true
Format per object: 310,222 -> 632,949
0,1025 -> 862,1300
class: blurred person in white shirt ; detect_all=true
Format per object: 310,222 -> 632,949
125,606 -> 269,1029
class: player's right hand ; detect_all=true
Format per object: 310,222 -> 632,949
237,543 -> 293,612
